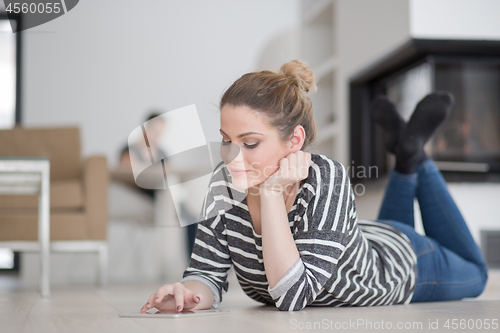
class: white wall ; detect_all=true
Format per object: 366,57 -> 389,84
338,0 -> 411,79
410,0 -> 500,40
18,0 -> 299,166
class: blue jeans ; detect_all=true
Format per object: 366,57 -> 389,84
377,159 -> 488,302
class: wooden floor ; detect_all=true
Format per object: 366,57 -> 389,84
1,269 -> 500,333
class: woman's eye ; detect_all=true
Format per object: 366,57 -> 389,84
221,139 -> 258,149
244,142 -> 259,149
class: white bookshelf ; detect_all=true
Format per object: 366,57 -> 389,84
300,0 -> 340,161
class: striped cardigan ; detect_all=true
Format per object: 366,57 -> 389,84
181,153 -> 417,311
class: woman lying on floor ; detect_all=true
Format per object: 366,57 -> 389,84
140,60 -> 488,312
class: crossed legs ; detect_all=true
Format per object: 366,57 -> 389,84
373,92 -> 488,302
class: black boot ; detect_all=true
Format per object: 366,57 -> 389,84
395,91 -> 454,174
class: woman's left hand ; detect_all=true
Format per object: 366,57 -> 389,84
260,151 -> 311,195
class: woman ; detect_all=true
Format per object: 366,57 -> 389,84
140,60 -> 488,312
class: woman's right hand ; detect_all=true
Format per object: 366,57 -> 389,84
140,282 -> 204,313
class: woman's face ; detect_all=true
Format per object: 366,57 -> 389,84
220,105 -> 290,190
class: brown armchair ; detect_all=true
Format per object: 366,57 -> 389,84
0,126 -> 109,287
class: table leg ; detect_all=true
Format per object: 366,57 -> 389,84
39,162 -> 50,297
98,242 -> 108,287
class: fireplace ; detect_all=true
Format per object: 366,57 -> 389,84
350,39 -> 500,183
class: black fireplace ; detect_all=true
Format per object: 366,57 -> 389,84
350,39 -> 500,184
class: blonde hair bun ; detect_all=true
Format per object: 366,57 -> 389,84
220,59 -> 318,149
279,59 -> 317,94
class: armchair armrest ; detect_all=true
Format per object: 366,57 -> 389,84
83,155 -> 109,240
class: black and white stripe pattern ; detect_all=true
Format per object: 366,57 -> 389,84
181,154 -> 417,311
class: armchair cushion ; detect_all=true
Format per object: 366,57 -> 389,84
0,213 -> 88,241
0,180 -> 84,210
0,127 -> 81,181
84,156 -> 108,240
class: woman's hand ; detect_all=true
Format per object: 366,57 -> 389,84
140,282 -> 203,313
260,151 -> 311,195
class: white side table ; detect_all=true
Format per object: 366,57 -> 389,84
0,158 -> 50,297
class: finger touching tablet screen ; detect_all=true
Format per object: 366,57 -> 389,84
119,309 -> 229,318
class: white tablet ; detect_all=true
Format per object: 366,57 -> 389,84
119,309 -> 229,318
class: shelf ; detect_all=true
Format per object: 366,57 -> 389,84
300,0 -> 340,162
313,56 -> 337,81
311,67 -> 335,130
300,0 -> 335,68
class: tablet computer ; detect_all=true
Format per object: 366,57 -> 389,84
119,309 -> 229,318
